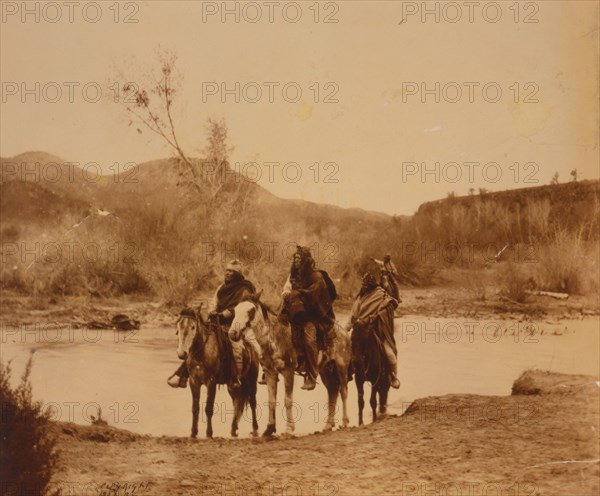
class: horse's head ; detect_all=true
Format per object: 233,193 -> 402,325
228,292 -> 262,342
176,307 -> 206,360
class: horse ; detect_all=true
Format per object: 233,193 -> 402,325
380,271 -> 399,302
175,307 -> 259,438
229,296 -> 352,436
351,318 -> 391,425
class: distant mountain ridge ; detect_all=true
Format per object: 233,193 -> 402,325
0,151 -> 392,229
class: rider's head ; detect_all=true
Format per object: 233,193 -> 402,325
224,260 -> 243,283
384,254 -> 391,263
361,272 -> 377,291
291,245 -> 315,282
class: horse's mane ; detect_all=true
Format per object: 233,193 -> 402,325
180,307 -> 197,318
237,297 -> 269,321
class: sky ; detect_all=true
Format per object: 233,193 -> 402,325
1,0 -> 598,215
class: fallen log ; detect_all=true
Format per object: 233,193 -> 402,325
525,290 -> 569,300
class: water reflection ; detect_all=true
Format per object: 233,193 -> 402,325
1,317 -> 598,438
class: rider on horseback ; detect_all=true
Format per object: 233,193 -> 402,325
346,272 -> 401,389
279,246 -> 337,391
167,260 -> 263,389
370,254 -> 400,301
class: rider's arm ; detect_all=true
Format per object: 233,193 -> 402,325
282,275 -> 292,297
344,298 -> 361,331
223,287 -> 254,320
207,287 -> 219,313
372,299 -> 398,322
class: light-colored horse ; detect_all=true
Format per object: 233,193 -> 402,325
229,297 -> 352,435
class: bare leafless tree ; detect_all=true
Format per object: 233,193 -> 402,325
110,49 -> 253,222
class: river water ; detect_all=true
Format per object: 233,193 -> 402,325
1,316 -> 598,438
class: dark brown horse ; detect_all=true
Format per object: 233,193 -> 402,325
175,308 -> 259,438
351,320 -> 390,425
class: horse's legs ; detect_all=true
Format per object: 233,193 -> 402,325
322,368 -> 339,431
249,384 -> 259,437
190,380 -> 201,438
230,390 -> 242,438
356,367 -> 365,426
205,381 -> 217,438
369,386 -> 378,422
379,386 -> 389,415
282,369 -> 295,435
262,369 -> 278,437
338,363 -> 350,428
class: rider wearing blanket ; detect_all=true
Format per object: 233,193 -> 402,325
345,272 -> 401,389
167,260 -> 263,389
280,246 -> 337,391
370,254 -> 400,301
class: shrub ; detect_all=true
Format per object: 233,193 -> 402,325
461,270 -> 487,301
499,262 -> 531,303
0,356 -> 58,496
533,229 -> 598,295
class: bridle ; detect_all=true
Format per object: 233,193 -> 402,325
176,312 -> 210,351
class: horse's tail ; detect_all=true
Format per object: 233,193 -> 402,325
209,320 -> 236,384
240,342 -> 259,408
327,328 -> 350,387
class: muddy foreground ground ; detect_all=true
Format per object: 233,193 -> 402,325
46,370 -> 599,496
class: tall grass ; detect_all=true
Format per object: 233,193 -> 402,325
2,181 -> 598,302
533,229 -> 599,295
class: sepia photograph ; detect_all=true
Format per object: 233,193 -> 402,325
1,1 -> 599,495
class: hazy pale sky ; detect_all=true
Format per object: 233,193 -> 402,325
1,1 -> 598,215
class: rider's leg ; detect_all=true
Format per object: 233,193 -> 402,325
324,323 -> 336,359
302,322 -> 319,390
383,341 -> 400,389
244,328 -> 262,361
244,328 -> 267,384
230,340 -> 244,388
167,362 -> 188,388
268,320 -> 286,371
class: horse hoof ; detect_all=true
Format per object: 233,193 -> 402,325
262,424 -> 276,437
231,432 -> 238,438
251,430 -> 259,437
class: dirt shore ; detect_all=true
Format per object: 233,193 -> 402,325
1,282 -> 598,329
47,371 -> 599,496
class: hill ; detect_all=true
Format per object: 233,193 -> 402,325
1,151 -> 101,202
415,180 -> 600,243
1,150 -> 598,301
0,152 -> 392,300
